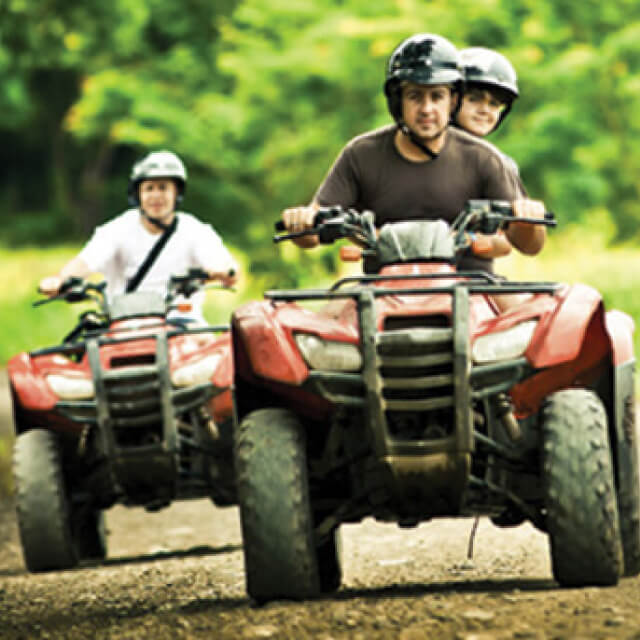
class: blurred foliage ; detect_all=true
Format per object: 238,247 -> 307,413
1,0 -> 640,287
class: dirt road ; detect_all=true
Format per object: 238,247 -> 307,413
3,369 -> 640,640
2,495 -> 640,640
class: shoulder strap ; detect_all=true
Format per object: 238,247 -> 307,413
126,216 -> 178,293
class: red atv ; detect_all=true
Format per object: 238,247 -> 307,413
232,201 -> 638,602
10,269 -> 235,571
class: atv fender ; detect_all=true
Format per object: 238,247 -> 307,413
232,301 -> 309,385
526,283 -> 604,369
605,310 -> 635,367
8,353 -> 59,412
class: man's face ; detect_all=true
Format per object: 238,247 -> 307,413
401,82 -> 455,141
139,178 -> 178,219
456,88 -> 506,137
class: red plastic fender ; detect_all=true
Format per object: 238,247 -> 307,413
605,309 -> 635,366
8,353 -> 59,412
525,283 -> 604,369
232,301 -> 309,385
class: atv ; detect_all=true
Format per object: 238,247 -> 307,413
10,269 -> 235,572
231,201 -> 639,602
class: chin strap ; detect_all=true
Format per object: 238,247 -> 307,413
140,209 -> 175,232
399,123 -> 440,160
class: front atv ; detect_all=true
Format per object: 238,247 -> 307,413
232,203 -> 637,601
10,271 -> 236,572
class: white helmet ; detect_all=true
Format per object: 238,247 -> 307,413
127,150 -> 187,206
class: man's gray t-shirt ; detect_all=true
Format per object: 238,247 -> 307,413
314,125 -> 520,271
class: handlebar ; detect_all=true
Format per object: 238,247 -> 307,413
34,278 -> 107,307
168,267 -> 236,299
274,207 -> 376,247
451,200 -> 556,238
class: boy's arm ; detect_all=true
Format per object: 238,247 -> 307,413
39,256 -> 92,297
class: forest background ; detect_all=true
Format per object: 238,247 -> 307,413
1,0 -> 639,360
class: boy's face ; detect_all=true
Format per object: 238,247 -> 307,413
456,87 -> 506,137
401,82 -> 456,142
139,178 -> 178,220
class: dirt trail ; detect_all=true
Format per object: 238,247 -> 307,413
2,497 -> 640,639
2,369 -> 640,639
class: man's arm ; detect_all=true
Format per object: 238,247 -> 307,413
484,151 -> 547,256
507,199 -> 547,255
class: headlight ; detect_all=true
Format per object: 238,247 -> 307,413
295,334 -> 362,371
171,353 -> 221,387
46,374 -> 95,400
472,320 -> 538,363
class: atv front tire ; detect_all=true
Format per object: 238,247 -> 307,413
614,389 -> 640,576
13,429 -> 78,572
542,389 -> 623,586
235,408 -> 328,602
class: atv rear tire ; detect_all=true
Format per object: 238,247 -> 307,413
73,506 -> 107,562
13,429 -> 78,572
235,408 -> 327,602
542,389 -> 623,586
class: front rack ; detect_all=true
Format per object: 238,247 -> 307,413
266,270 -> 561,302
264,272 -> 560,460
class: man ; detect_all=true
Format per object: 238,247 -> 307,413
282,33 -> 546,271
39,150 -> 238,323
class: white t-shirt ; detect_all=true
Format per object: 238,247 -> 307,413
78,209 -> 237,322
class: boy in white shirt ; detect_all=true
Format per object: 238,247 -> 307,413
39,150 -> 238,323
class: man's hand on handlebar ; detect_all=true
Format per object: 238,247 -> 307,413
512,199 -> 546,221
281,204 -> 321,248
507,198 -> 547,256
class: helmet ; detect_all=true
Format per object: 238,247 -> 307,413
384,33 -> 464,123
459,47 -> 518,131
127,150 -> 187,207
459,47 -> 518,99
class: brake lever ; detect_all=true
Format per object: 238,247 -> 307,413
273,226 -> 324,243
495,213 -> 557,228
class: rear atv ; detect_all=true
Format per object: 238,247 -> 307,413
10,270 -> 236,571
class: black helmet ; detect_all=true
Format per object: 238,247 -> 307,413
127,150 -> 187,207
460,47 -> 518,98
384,33 -> 464,123
459,47 -> 518,130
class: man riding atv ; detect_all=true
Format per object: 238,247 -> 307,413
281,33 -> 546,269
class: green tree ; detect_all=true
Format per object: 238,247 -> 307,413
0,0 -> 237,239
